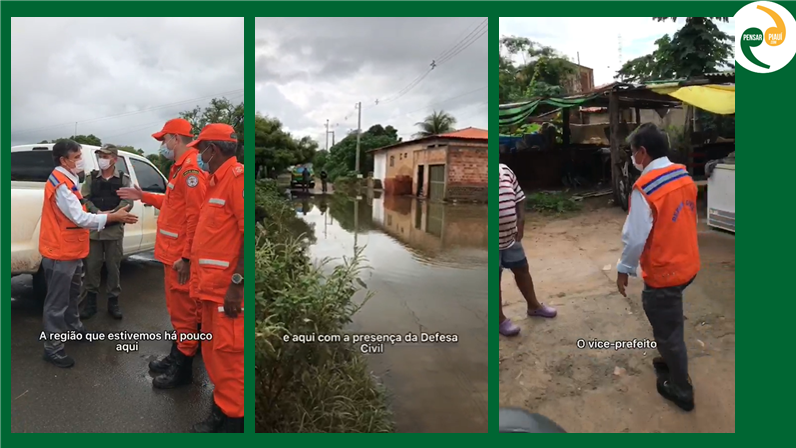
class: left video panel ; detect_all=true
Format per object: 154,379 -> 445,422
9,17 -> 245,433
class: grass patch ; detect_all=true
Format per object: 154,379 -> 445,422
254,183 -> 394,433
526,191 -> 581,214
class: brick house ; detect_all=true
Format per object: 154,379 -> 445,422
371,127 -> 488,202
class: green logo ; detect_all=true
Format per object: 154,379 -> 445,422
741,27 -> 769,69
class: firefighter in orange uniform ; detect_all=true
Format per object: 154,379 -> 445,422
186,124 -> 244,433
117,118 -> 207,389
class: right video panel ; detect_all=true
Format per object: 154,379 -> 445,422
498,17 -> 735,433
254,17 -> 488,433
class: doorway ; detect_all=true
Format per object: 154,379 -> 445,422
417,164 -> 425,197
428,164 -> 446,201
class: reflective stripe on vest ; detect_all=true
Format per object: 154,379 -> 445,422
641,167 -> 690,196
159,229 -> 179,238
208,198 -> 226,206
167,182 -> 175,190
198,258 -> 230,268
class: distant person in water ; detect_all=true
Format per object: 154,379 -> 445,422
302,168 -> 310,193
320,170 -> 328,193
498,163 -> 557,337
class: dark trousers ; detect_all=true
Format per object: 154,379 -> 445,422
641,276 -> 695,389
42,258 -> 85,355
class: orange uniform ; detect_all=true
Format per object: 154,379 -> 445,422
142,143 -> 207,356
633,163 -> 700,288
40,170 -> 90,260
191,155 -> 244,419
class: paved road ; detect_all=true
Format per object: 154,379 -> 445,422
10,253 -> 211,433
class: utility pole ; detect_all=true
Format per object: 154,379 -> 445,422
355,102 -> 362,178
74,122 -> 78,137
325,119 -> 329,151
331,131 -> 335,147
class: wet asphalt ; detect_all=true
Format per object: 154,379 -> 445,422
10,253 -> 211,433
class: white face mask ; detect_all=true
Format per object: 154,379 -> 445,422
631,152 -> 644,172
70,158 -> 86,175
98,158 -> 112,170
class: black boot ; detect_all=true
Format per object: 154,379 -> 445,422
196,324 -> 202,354
149,342 -> 179,373
107,296 -> 123,320
656,377 -> 695,412
152,349 -> 193,389
221,416 -> 243,433
80,293 -> 97,319
191,402 -> 225,433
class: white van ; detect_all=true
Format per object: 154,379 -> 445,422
10,143 -> 168,296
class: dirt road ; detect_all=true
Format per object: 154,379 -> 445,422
499,205 -> 735,433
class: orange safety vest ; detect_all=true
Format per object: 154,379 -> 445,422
633,163 -> 701,288
142,149 -> 207,265
191,158 -> 244,303
39,169 -> 90,261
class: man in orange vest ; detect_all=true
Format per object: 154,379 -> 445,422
117,118 -> 207,389
40,140 -> 138,368
616,123 -> 700,412
186,124 -> 244,433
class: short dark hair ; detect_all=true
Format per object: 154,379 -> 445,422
201,140 -> 238,157
178,134 -> 193,145
52,140 -> 82,166
628,122 -> 669,160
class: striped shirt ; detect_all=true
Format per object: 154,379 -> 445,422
499,163 -> 526,250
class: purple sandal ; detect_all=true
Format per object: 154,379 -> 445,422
528,303 -> 557,318
499,319 -> 521,336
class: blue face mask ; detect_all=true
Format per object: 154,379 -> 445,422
197,147 -> 214,172
159,137 -> 175,161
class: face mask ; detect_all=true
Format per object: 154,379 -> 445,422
68,157 -> 86,175
159,137 -> 175,160
631,152 -> 644,172
197,147 -> 214,172
98,158 -> 113,170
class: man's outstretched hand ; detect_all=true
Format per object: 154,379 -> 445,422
117,184 -> 144,201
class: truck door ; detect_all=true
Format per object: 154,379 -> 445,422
129,158 -> 167,253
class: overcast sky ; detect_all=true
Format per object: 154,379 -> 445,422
10,17 -> 244,153
499,17 -> 736,86
255,17 -> 488,146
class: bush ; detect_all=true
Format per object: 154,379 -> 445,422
526,192 -> 581,214
254,184 -> 393,433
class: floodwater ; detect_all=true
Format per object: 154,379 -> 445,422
293,192 -> 488,433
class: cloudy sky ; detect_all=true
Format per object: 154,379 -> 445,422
10,17 -> 244,153
499,17 -> 736,86
255,17 -> 488,146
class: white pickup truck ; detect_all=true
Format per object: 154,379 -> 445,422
10,143 -> 168,296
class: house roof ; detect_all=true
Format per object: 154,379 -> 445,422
370,127 -> 488,152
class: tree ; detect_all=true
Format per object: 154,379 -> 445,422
323,124 -> 400,180
615,18 -> 734,82
254,113 -> 317,176
115,145 -> 144,156
181,97 -> 245,163
499,36 -> 576,104
414,110 -> 457,138
39,134 -> 103,146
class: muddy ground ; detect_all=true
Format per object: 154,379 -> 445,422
499,203 -> 735,433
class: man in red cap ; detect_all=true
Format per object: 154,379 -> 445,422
187,123 -> 244,433
117,118 -> 207,390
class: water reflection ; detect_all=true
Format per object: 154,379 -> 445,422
295,193 -> 488,433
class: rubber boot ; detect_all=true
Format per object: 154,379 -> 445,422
221,416 -> 244,433
80,293 -> 97,319
152,349 -> 193,389
196,323 -> 202,355
107,296 -> 123,320
149,342 -> 178,374
191,402 -> 225,433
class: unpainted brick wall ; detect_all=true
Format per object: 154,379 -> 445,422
447,146 -> 488,202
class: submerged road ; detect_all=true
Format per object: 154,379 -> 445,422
10,253 -> 211,433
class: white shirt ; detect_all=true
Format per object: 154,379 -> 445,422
617,157 -> 673,276
53,166 -> 108,231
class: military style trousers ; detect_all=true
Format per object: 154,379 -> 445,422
81,238 -> 123,300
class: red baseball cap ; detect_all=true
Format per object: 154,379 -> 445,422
152,118 -> 194,141
187,123 -> 238,147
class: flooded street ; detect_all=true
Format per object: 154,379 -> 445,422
294,193 -> 488,433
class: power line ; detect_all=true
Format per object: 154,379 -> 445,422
11,88 -> 244,135
436,21 -> 487,65
436,19 -> 487,64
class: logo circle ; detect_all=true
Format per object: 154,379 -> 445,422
735,1 -> 796,73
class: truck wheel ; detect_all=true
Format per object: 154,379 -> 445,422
32,265 -> 47,298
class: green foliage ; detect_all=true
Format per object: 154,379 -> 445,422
526,192 -> 581,214
323,124 -> 399,181
616,18 -> 734,82
40,134 -> 103,146
413,110 -> 457,138
254,183 -> 393,433
498,36 -> 575,104
255,113 -> 318,176
180,97 -> 245,163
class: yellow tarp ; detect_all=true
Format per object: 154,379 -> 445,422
651,84 -> 735,115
